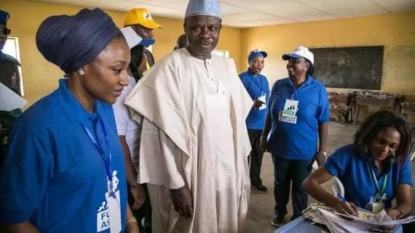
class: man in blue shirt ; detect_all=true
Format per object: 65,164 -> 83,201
239,49 -> 270,191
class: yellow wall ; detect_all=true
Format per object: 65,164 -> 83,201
2,0 -> 415,106
0,0 -> 242,107
241,10 -> 415,101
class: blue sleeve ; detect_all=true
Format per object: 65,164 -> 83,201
317,84 -> 330,123
268,81 -> 278,110
324,148 -> 350,177
239,73 -> 261,100
0,128 -> 54,224
397,157 -> 413,186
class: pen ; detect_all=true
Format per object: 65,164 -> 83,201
337,194 -> 351,208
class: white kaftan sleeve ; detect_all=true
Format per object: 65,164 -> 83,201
138,118 -> 186,189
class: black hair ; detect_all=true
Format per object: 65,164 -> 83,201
353,110 -> 413,163
305,58 -> 314,76
128,44 -> 145,82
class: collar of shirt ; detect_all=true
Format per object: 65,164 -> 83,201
285,75 -> 313,88
366,154 -> 394,177
56,78 -> 105,122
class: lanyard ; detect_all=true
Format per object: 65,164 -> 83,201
83,118 -> 116,198
368,162 -> 388,197
291,86 -> 297,100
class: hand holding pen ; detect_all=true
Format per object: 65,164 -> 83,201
334,194 -> 359,216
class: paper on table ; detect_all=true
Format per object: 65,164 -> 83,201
319,209 -> 398,233
0,82 -> 27,111
334,209 -> 415,227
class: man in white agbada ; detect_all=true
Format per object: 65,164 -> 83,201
125,0 -> 252,232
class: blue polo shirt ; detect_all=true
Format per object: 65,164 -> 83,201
0,79 -> 127,233
267,76 -> 329,160
324,144 -> 413,209
239,69 -> 270,130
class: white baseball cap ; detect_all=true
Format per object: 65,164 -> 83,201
282,46 -> 314,65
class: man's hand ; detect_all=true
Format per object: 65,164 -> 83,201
170,186 -> 193,218
130,183 -> 146,210
253,99 -> 264,108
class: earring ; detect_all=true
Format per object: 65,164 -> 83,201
78,70 -> 85,76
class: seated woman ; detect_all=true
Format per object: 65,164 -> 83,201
303,111 -> 413,220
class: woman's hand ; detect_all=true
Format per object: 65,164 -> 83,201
170,186 -> 193,218
126,221 -> 140,233
387,208 -> 403,220
333,201 -> 358,216
253,99 -> 264,108
315,151 -> 326,167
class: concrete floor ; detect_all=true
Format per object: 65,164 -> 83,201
243,122 -> 415,233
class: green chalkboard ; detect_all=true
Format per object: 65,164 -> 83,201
310,46 -> 384,90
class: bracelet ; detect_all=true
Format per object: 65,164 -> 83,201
126,217 -> 137,224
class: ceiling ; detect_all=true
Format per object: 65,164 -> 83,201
32,0 -> 415,28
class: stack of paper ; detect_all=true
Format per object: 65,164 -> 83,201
303,203 -> 415,233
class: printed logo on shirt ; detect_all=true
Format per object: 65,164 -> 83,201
97,170 -> 122,233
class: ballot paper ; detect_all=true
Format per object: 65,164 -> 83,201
304,204 -> 415,233
335,209 -> 415,227
0,82 -> 27,111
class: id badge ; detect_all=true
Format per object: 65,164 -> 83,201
258,94 -> 266,110
282,99 -> 299,118
278,111 -> 297,124
371,202 -> 385,214
365,199 -> 385,214
108,191 -> 122,233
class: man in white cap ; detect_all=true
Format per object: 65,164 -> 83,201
124,0 -> 252,232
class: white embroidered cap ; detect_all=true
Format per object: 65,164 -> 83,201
185,0 -> 222,19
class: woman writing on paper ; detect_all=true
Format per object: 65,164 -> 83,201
303,111 -> 413,220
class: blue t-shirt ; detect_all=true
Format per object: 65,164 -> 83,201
324,144 -> 413,209
0,79 -> 127,233
239,69 -> 270,130
267,76 -> 330,160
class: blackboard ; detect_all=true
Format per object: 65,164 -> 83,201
310,46 -> 384,90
